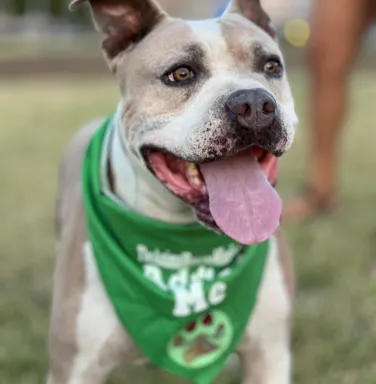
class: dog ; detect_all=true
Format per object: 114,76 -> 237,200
47,0 -> 298,383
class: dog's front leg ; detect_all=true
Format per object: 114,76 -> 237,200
238,238 -> 293,384
47,243 -> 128,384
47,342 -> 120,384
238,340 -> 291,384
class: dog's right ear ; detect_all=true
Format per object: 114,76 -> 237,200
69,0 -> 166,68
224,0 -> 276,39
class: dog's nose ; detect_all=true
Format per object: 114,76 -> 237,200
226,89 -> 276,129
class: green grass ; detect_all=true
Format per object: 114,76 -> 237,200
1,71 -> 376,384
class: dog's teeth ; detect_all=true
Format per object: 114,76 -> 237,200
191,176 -> 201,186
186,162 -> 206,192
186,162 -> 198,176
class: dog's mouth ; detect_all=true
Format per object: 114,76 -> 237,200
145,147 -> 281,245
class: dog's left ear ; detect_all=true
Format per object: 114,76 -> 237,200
69,0 -> 166,68
224,0 -> 276,39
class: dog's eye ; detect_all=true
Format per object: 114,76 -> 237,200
167,66 -> 195,83
263,60 -> 283,76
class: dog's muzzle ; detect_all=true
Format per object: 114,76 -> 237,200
225,88 -> 284,155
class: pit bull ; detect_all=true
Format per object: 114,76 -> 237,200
47,0 -> 298,383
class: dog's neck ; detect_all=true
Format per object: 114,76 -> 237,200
109,112 -> 196,224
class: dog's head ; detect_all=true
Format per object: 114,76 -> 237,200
70,0 -> 298,245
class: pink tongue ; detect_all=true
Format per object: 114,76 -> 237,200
200,152 -> 282,245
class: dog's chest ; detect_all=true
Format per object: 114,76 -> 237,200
79,240 -> 245,379
76,235 -> 288,379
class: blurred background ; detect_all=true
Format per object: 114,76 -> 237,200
1,1 -> 376,384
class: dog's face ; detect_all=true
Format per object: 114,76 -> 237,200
71,0 -> 298,245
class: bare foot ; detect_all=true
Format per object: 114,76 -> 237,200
283,187 -> 339,222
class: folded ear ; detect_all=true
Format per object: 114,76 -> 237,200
224,0 -> 276,38
69,0 -> 166,65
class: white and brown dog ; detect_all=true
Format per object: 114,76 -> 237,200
48,0 -> 298,383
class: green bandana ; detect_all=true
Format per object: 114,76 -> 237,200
82,118 -> 269,384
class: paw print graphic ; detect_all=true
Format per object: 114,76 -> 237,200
167,310 -> 233,368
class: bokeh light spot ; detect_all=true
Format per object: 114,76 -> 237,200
284,19 -> 310,47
